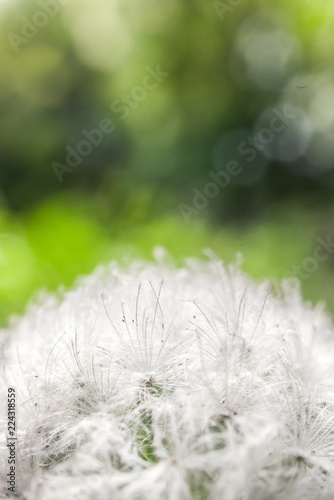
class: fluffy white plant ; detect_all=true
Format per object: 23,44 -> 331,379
1,253 -> 334,500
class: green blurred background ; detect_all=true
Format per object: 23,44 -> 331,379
0,0 -> 333,325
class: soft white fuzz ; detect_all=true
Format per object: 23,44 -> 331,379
1,254 -> 334,500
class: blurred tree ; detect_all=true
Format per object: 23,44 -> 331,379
0,0 -> 333,220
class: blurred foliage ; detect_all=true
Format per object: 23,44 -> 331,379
0,195 -> 333,326
0,0 -> 334,324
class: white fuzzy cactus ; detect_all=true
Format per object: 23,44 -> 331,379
1,254 -> 334,499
